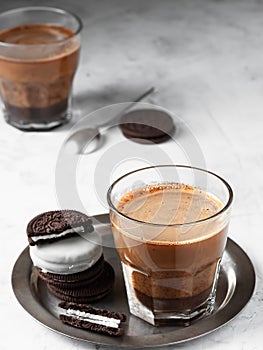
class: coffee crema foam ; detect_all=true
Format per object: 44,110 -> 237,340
114,183 -> 224,245
0,24 -> 73,44
118,183 -> 222,224
0,24 -> 79,62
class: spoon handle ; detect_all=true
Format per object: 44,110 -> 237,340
131,86 -> 156,104
99,86 -> 156,128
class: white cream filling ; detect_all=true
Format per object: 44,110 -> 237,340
31,226 -> 85,242
66,309 -> 121,329
29,231 -> 103,274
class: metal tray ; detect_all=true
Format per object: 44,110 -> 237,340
12,214 -> 256,348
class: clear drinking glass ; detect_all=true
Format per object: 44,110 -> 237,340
0,7 -> 82,130
107,165 -> 233,326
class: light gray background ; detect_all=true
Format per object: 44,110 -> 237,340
1,1 -> 263,349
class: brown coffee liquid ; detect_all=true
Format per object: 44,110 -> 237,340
0,24 -> 80,128
111,184 -> 228,312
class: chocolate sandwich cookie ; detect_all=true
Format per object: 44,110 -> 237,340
59,301 -> 126,336
46,261 -> 115,303
27,210 -> 93,246
119,109 -> 175,144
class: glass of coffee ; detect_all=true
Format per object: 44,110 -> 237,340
107,165 -> 233,326
0,7 -> 82,130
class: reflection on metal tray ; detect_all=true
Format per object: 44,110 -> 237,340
12,214 -> 256,348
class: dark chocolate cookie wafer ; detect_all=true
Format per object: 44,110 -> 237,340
119,109 -> 175,144
27,210 -> 93,246
59,301 -> 126,337
121,131 -> 171,144
47,261 -> 115,303
49,286 -> 111,303
37,255 -> 105,288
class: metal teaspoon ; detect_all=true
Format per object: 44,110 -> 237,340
64,87 -> 156,154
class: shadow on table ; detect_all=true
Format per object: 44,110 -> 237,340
56,83 -> 157,133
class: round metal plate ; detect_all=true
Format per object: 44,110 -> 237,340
12,214 -> 256,348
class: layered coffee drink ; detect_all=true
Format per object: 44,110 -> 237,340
0,23 -> 80,129
110,182 -> 229,325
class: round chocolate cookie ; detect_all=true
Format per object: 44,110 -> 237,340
119,109 -> 175,144
27,209 -> 92,246
47,261 -> 115,303
37,255 -> 105,288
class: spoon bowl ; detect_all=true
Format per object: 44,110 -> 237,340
64,127 -> 100,154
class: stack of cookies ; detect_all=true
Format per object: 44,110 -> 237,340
27,210 -> 115,303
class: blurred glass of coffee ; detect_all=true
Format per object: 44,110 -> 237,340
0,7 -> 82,130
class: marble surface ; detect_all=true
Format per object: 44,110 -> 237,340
1,0 -> 263,349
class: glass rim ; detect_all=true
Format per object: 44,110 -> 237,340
0,6 -> 82,47
107,164 -> 233,227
